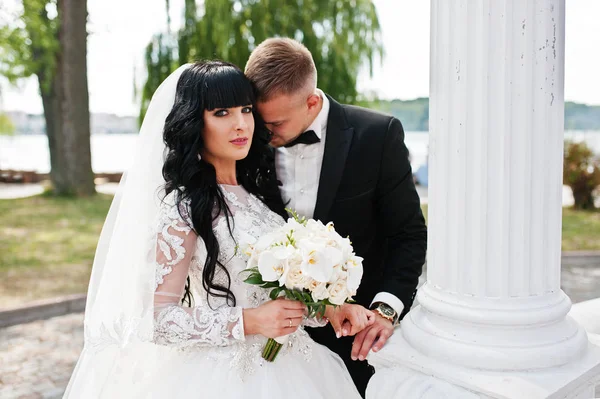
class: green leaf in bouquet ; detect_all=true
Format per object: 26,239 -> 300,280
260,281 -> 280,289
269,287 -> 282,300
283,289 -> 297,301
318,304 -> 326,318
285,208 -> 307,225
239,268 -> 259,279
285,231 -> 297,247
305,303 -> 325,318
244,274 -> 265,285
292,290 -> 305,302
302,292 -> 313,303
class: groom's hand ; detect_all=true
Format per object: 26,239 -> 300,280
324,304 -> 375,338
351,313 -> 394,361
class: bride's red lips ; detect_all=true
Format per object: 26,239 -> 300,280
230,137 -> 249,146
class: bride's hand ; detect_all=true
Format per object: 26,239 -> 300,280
243,299 -> 307,338
324,304 -> 375,338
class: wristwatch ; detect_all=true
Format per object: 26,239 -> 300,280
370,302 -> 399,325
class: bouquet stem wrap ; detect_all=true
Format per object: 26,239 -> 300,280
262,336 -> 287,362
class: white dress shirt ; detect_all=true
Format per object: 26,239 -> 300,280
275,89 -> 405,318
275,89 -> 329,219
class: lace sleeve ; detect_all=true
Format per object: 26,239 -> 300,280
302,316 -> 329,328
152,194 -> 245,349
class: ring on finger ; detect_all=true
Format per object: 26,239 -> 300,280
288,318 -> 292,328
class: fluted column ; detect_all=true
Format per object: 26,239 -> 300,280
401,0 -> 587,371
427,0 -> 562,300
368,2 -> 600,398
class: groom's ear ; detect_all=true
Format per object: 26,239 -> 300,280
306,93 -> 320,111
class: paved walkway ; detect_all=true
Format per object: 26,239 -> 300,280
0,313 -> 82,398
1,259 -> 599,398
0,183 -> 119,199
562,255 -> 600,303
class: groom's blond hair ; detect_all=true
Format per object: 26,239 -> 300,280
245,37 -> 317,101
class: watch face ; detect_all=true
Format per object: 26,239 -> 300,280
379,304 -> 395,317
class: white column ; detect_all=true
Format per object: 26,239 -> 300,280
367,1 -> 600,397
403,0 -> 586,370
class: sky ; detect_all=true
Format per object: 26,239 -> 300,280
1,0 -> 599,116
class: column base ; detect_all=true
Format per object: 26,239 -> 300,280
366,321 -> 600,399
401,283 -> 589,370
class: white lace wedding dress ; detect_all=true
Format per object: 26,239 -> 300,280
64,65 -> 361,399
147,183 -> 361,398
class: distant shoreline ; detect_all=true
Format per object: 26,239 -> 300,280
2,132 -> 599,177
4,100 -> 600,133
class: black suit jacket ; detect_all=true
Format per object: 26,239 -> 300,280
311,95 -> 427,315
274,95 -> 427,396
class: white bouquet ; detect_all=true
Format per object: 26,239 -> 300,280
243,211 -> 364,361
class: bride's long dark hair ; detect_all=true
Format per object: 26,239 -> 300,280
161,61 -> 286,308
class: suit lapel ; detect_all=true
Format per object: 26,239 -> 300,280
313,95 -> 354,222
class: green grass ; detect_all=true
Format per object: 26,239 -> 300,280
420,205 -> 600,252
0,194 -> 113,307
562,207 -> 600,251
0,198 -> 597,307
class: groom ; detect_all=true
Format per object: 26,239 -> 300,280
245,38 -> 427,396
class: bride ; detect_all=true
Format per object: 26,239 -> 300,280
64,61 -> 370,398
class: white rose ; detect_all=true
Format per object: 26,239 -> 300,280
285,263 -> 307,290
309,281 -> 330,301
346,255 -> 364,294
328,280 -> 350,305
329,264 -> 348,284
304,277 -> 316,290
272,246 -> 299,286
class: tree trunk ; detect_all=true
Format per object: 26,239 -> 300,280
39,74 -> 64,189
573,189 -> 596,210
54,0 -> 95,196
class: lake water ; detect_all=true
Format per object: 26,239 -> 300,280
1,131 -> 599,174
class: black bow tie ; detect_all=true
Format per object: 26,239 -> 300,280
285,130 -> 320,148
